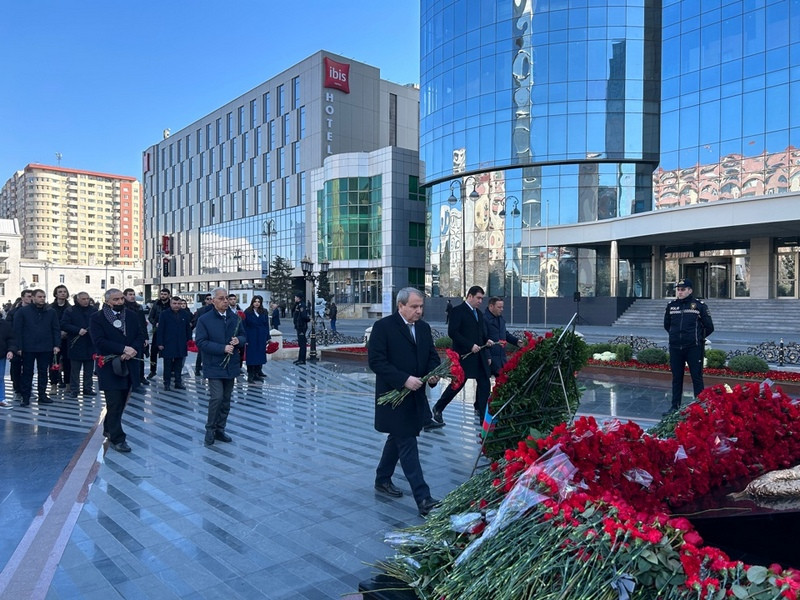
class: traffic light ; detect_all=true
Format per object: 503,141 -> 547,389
162,257 -> 170,277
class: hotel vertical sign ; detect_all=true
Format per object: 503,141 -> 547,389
323,57 -> 350,156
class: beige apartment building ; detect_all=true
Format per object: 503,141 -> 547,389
0,164 -> 142,267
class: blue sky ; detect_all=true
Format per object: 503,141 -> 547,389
0,0 -> 420,181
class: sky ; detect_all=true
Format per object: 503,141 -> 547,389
0,0 -> 420,181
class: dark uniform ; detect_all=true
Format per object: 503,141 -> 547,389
664,278 -> 714,411
292,293 -> 310,365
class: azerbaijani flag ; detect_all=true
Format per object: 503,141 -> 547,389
481,405 -> 496,438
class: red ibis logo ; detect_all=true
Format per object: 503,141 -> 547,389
324,57 -> 350,94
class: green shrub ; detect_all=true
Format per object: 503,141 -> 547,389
434,336 -> 452,349
588,342 -> 615,354
705,348 -> 727,369
614,343 -> 634,362
637,347 -> 669,365
727,354 -> 769,373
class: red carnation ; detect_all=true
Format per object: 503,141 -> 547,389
266,341 -> 279,355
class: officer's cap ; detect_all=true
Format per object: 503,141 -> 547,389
676,278 -> 693,289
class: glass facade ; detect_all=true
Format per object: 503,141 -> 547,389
198,208 -> 304,278
317,176 -> 383,261
422,0 -> 800,303
655,1 -> 800,207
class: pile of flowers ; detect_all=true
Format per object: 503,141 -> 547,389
592,350 -> 617,361
378,382 -> 800,599
586,358 -> 800,383
483,329 -> 589,459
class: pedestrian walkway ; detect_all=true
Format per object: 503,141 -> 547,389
0,352 -> 762,599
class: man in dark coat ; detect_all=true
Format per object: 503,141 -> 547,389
292,292 -> 310,365
196,288 -> 246,446
484,296 -> 521,377
156,296 -> 193,390
368,287 -> 441,517
49,285 -> 72,387
89,288 -> 145,453
328,301 -> 338,333
6,290 -> 32,400
270,301 -> 281,330
430,285 -> 494,426
61,291 -> 98,397
147,288 -> 171,379
14,289 -> 61,407
124,288 -> 150,393
663,277 -> 715,414
0,317 -> 17,408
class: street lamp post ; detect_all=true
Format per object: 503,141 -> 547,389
300,256 -> 330,362
447,176 -> 479,297
261,219 -> 277,288
499,196 -> 520,325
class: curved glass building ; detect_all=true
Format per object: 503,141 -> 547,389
422,0 -> 800,323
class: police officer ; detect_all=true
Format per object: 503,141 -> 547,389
663,278 -> 714,415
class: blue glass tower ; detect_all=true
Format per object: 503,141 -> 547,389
422,0 -> 800,321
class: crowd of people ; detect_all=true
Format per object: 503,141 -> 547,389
0,286 -> 288,451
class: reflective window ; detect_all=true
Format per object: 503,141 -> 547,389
318,176 -> 383,260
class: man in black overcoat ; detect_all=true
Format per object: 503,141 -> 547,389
89,288 -> 145,453
430,285 -> 493,426
368,287 -> 441,517
61,291 -> 98,397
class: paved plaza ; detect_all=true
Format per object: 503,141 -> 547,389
0,319 -> 781,600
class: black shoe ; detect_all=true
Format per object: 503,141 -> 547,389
20,399 -> 30,407
418,497 -> 440,517
374,481 -> 403,498
67,391 -> 79,399
131,387 -> 144,394
112,441 -> 131,453
82,388 -> 95,395
247,374 -> 255,383
432,409 -> 445,425
194,369 -> 201,376
140,379 -> 150,386
204,433 -> 215,446
174,383 -> 186,390
38,396 -> 53,404
255,372 -> 266,380
163,385 -> 170,391
214,431 -> 232,443
661,406 -> 679,417
58,382 -> 67,389
423,419 -> 445,431
146,372 -> 156,380
294,360 -> 306,365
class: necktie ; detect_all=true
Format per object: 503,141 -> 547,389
472,307 -> 478,321
408,323 -> 416,342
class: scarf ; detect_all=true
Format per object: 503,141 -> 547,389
103,304 -> 126,335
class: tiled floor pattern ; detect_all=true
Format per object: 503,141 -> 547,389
0,362 -> 685,600
3,363 -> 483,600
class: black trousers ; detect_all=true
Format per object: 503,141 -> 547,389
162,357 -> 185,386
70,359 -> 95,393
433,374 -> 491,418
206,378 -> 235,434
670,345 -> 705,407
20,351 -> 51,402
376,434 -> 430,504
149,343 -> 160,374
103,388 -> 130,444
10,354 -> 22,393
296,330 -> 307,362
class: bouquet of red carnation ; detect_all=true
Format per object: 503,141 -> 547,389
378,349 -> 464,408
50,352 -> 61,371
186,339 -> 198,353
266,341 -> 279,355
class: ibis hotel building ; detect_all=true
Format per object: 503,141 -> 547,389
142,51 -> 422,312
421,0 -> 800,323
